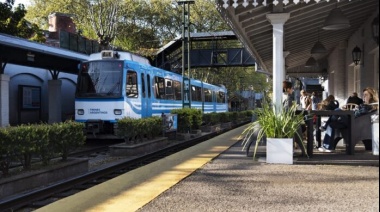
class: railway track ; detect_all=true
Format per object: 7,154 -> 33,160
0,122 -> 248,212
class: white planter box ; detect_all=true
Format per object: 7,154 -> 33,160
266,138 -> 293,164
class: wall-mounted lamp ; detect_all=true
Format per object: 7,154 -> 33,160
352,46 -> 361,66
372,15 -> 379,46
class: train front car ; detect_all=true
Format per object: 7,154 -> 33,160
75,51 -> 131,138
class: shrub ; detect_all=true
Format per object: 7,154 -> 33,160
0,128 -> 12,176
245,110 -> 254,117
33,124 -> 52,165
209,113 -> 220,125
117,117 -> 139,143
192,109 -> 202,130
220,112 -> 230,123
50,121 -> 86,161
117,117 -> 163,143
148,116 -> 163,139
171,108 -> 201,133
7,125 -> 39,170
202,113 -> 212,125
231,112 -> 239,122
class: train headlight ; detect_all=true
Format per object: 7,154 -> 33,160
114,109 -> 122,115
77,109 -> 85,115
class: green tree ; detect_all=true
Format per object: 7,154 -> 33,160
25,0 -> 230,52
26,0 -> 123,50
0,0 -> 45,42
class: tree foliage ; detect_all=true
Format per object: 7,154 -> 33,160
0,0 -> 45,42
25,0 -> 230,51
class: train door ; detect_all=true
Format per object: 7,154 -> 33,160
140,71 -> 147,118
146,73 -> 152,117
126,70 -> 140,118
140,67 -> 153,117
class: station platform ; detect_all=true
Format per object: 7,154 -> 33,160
37,125 -> 379,212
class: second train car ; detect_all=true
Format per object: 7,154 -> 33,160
75,50 -> 228,136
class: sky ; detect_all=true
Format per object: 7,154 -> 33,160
15,0 -> 31,6
0,0 -> 31,6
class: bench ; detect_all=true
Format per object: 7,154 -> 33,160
314,110 -> 378,155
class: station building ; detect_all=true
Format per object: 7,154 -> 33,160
0,13 -> 90,127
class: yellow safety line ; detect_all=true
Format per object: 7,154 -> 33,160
37,126 -> 246,212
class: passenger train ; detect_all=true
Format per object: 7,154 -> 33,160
75,50 -> 228,136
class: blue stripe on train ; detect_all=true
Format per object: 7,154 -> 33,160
75,98 -> 125,102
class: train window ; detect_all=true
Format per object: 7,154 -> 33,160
166,81 -> 172,87
141,73 -> 145,98
217,91 -> 226,103
126,71 -> 138,98
154,77 -> 165,99
173,80 -> 182,100
204,89 -> 212,102
191,86 -> 202,102
165,79 -> 174,99
147,74 -> 151,98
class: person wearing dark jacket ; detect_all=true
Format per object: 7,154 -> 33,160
282,81 -> 307,156
346,92 -> 364,105
282,81 -> 294,111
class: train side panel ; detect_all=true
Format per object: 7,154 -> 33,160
75,50 -> 228,138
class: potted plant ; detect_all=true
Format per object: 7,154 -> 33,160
241,103 -> 307,164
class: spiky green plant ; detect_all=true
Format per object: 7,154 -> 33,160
240,103 -> 308,159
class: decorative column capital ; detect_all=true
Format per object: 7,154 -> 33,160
266,13 -> 290,25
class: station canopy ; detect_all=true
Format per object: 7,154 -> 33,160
0,33 -> 89,74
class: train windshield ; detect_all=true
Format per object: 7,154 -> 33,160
76,61 -> 123,98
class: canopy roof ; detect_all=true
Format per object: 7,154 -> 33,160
0,33 -> 89,74
216,0 -> 379,76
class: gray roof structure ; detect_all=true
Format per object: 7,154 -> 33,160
156,31 -> 237,55
0,33 -> 89,74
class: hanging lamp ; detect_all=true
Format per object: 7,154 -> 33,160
305,56 -> 317,67
311,41 -> 327,54
322,6 -> 350,30
311,29 -> 327,55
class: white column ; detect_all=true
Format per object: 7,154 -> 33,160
0,74 -> 10,127
48,80 -> 62,123
266,13 -> 290,112
284,51 -> 290,76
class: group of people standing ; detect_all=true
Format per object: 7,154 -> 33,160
282,82 -> 320,111
300,90 -> 319,111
